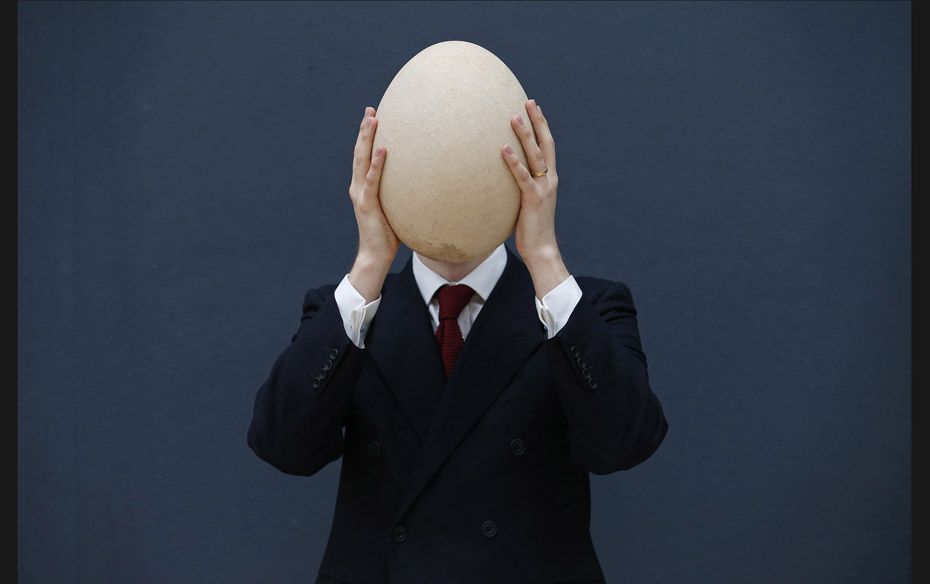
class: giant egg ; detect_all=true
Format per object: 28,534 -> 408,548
371,40 -> 536,263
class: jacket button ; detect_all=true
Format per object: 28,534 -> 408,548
367,440 -> 382,458
509,438 -> 526,456
392,525 -> 408,542
328,348 -> 339,359
480,520 -> 498,538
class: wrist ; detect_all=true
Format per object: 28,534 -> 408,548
349,253 -> 392,303
355,249 -> 394,271
524,248 -> 571,300
523,243 -> 562,270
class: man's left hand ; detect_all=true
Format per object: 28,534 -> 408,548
502,99 -> 570,297
501,98 -> 561,263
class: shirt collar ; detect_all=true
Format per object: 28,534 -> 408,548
412,242 -> 507,306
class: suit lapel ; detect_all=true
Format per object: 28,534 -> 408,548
385,244 -> 546,526
365,256 -> 448,443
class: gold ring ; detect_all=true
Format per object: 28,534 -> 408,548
531,166 -> 548,177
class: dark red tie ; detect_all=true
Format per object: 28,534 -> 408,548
434,284 -> 476,378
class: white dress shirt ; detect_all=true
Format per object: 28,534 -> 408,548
333,243 -> 584,349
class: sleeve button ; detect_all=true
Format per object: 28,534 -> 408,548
392,525 -> 408,542
480,520 -> 498,538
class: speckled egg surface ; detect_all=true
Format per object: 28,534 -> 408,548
372,40 -> 534,262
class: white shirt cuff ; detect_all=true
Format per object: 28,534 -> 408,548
535,274 -> 583,339
334,273 -> 382,349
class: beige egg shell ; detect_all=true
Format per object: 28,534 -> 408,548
372,40 -> 536,263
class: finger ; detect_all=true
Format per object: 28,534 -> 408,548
500,144 -> 535,192
364,146 -> 387,200
352,107 -> 377,184
510,112 -> 547,177
526,99 -> 556,175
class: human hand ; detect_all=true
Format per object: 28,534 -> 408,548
349,106 -> 399,266
501,99 -> 561,266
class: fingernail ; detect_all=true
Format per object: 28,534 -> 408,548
504,144 -> 513,154
516,116 -> 524,126
537,104 -> 542,114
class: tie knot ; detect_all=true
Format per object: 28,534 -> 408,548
435,284 -> 476,321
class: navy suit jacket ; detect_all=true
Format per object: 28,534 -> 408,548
247,244 -> 668,584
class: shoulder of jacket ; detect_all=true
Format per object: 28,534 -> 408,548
574,275 -> 634,301
574,274 -> 626,291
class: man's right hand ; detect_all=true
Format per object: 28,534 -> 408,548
347,106 -> 397,302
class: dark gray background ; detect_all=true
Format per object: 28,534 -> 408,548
18,1 -> 911,582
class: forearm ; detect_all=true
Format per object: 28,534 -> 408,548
349,251 -> 393,303
246,285 -> 367,476
545,280 -> 668,474
525,246 -> 572,300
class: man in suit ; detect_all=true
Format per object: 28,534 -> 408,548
247,100 -> 669,583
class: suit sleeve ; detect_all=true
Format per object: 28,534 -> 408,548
246,283 -> 368,476
545,279 -> 669,474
